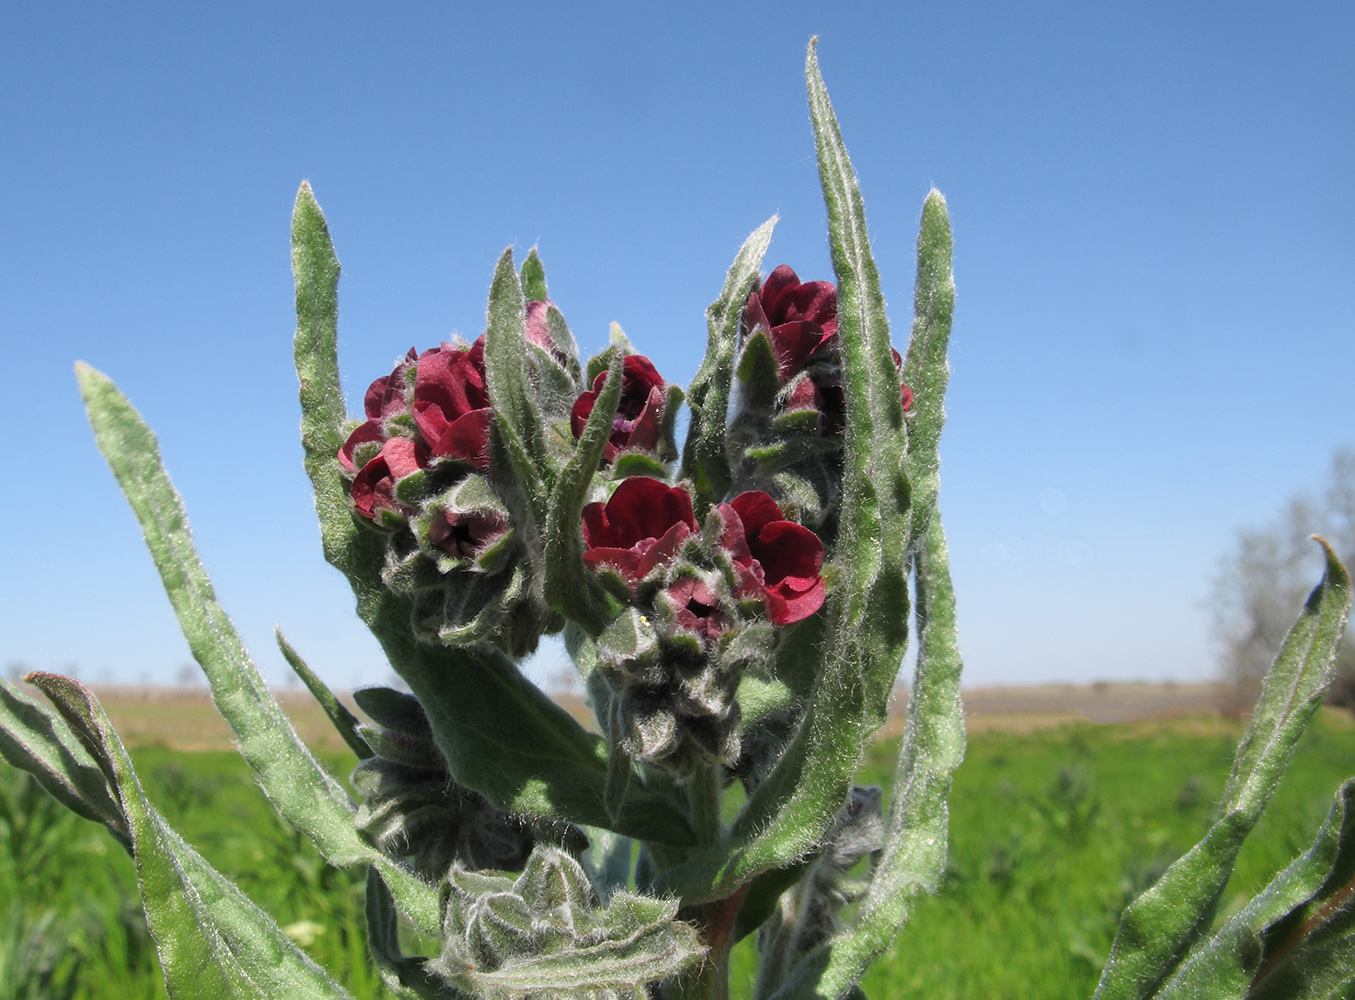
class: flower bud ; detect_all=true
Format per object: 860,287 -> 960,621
571,354 -> 674,464
350,687 -> 583,881
339,338 -> 558,656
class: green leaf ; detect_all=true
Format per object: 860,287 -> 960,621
290,183 -> 379,587
275,628 -> 373,760
771,513 -> 966,999
0,678 -> 127,843
484,247 -> 553,519
1093,538 -> 1352,1000
394,639 -> 691,846
806,37 -> 912,732
543,350 -> 626,636
681,215 -> 777,510
900,191 -> 955,551
76,361 -> 441,936
520,247 -> 549,302
27,673 -> 355,1000
365,870 -> 457,999
735,330 -> 782,413
1155,778 -> 1355,999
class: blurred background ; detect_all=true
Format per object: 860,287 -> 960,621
2,2 -> 1352,694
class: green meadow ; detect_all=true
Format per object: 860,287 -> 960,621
5,711 -> 1354,1000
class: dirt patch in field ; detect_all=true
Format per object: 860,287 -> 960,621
56,686 -> 363,753
12,680 -> 1261,752
878,681 -> 1236,738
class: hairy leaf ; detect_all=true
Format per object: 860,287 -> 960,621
772,513 -> 965,999
806,37 -> 912,732
1156,778 -> 1355,998
520,248 -> 549,303
275,628 -> 373,760
1093,539 -> 1352,1000
28,673 -> 354,1000
0,679 -> 127,842
681,215 -> 776,510
76,361 -> 440,935
484,247 -> 552,519
543,350 -> 626,635
900,191 -> 955,551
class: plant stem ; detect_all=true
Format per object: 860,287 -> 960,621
687,762 -> 722,848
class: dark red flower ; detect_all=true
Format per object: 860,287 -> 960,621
581,477 -> 697,585
350,437 -> 424,521
428,507 -> 511,560
364,348 -> 418,421
570,354 -> 666,462
412,337 -> 492,468
744,265 -> 838,382
665,576 -> 727,643
719,491 -> 825,625
745,268 -> 914,422
339,349 -> 419,475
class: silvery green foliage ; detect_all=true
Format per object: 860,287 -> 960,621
2,35 -> 1353,1000
433,848 -> 702,999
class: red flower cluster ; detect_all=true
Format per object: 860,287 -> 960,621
745,265 -> 913,422
580,478 -> 825,626
338,337 -> 492,521
570,354 -> 667,462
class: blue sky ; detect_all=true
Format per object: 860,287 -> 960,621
3,3 -> 1352,690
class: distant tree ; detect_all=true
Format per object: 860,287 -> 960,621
1211,448 -> 1355,707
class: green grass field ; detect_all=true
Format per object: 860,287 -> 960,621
4,711 -> 1353,999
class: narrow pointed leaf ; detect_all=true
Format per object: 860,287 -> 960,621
27,673 -> 354,1000
291,183 -> 378,586
807,38 -> 912,731
365,870 -> 456,999
681,215 -> 776,510
773,513 -> 966,999
0,678 -> 127,841
76,362 -> 440,935
900,191 -> 955,550
275,628 -> 373,760
544,350 -> 626,635
520,248 -> 548,302
1156,778 -> 1355,998
484,247 -> 552,516
1094,539 -> 1352,1000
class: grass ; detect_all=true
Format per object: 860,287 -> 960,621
3,710 -> 1354,999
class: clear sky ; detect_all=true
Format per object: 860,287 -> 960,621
3,3 -> 1352,691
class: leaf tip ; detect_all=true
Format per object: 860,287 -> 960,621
1312,534 -> 1351,590
73,361 -> 110,399
294,179 -> 316,209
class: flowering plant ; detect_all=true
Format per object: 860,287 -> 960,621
2,39 -> 1354,1000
